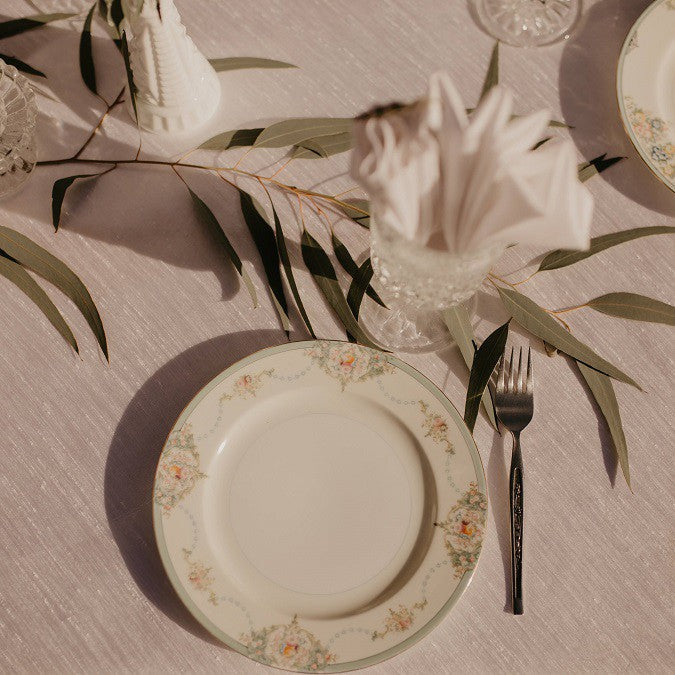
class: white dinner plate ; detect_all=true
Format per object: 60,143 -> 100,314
153,340 -> 487,672
617,0 -> 675,191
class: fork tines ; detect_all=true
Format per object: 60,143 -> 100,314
497,346 -> 532,395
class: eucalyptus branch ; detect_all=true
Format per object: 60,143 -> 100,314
73,87 -> 125,160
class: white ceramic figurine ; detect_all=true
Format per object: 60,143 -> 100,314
121,0 -> 220,133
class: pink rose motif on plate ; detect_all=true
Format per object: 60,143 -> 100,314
154,424 -> 206,514
240,616 -> 336,671
435,482 -> 487,577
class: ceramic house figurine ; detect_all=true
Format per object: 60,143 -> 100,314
121,0 -> 220,133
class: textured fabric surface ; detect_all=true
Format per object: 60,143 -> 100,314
1,0 -> 674,673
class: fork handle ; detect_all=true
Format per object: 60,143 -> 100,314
510,433 -> 524,615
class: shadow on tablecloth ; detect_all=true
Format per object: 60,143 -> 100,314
559,0 -> 675,215
104,329 -> 284,645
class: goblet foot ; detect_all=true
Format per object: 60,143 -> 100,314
472,0 -> 582,47
357,292 -> 477,355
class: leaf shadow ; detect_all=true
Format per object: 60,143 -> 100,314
565,355 -> 619,487
104,329 -> 283,645
558,0 -> 675,215
486,430 -> 513,612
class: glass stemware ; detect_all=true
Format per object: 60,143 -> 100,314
472,0 -> 582,47
357,214 -> 506,354
0,60 -> 37,199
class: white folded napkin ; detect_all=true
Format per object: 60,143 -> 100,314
351,72 -> 593,254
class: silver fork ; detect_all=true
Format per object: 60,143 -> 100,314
494,346 -> 534,616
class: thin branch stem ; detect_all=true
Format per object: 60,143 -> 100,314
487,272 -> 517,290
512,270 -> 538,286
35,155 -> 368,218
73,87 -> 125,160
332,185 -> 359,199
268,157 -> 294,179
551,303 -> 588,315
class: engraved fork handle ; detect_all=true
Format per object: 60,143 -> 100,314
510,432 -> 524,615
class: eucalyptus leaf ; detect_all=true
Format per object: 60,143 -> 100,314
0,255 -> 77,354
0,53 -> 45,77
254,118 -> 353,149
464,321 -> 509,433
199,128 -> 263,150
187,188 -> 258,308
300,228 -> 380,349
270,201 -> 315,338
292,131 -> 353,159
586,292 -> 675,326
339,198 -> 370,228
0,13 -> 75,40
0,226 -> 107,359
577,153 -> 623,183
576,361 -> 630,489
538,225 -> 675,271
120,31 -> 137,121
346,258 -> 375,320
443,305 -> 499,430
238,190 -> 290,335
110,0 -> 124,34
208,57 -> 297,72
496,286 -> 640,389
331,231 -> 385,308
479,41 -> 499,103
79,4 -> 97,95
51,172 -> 106,231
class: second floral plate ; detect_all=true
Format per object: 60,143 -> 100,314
617,0 -> 675,191
153,340 -> 487,672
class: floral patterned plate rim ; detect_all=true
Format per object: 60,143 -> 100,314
616,0 -> 675,192
153,340 -> 487,672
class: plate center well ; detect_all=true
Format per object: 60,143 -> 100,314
227,412 -> 412,596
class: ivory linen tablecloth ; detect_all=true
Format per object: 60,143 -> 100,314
1,0 -> 673,672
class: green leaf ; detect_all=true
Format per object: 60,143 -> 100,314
238,190 -> 290,335
538,226 -> 675,272
254,118 -> 353,149
0,226 -> 107,359
443,305 -> 499,430
79,4 -> 97,95
496,286 -> 640,389
346,258 -> 375,320
270,200 -> 315,338
110,0 -> 124,34
576,361 -> 630,489
479,41 -> 499,103
577,153 -> 624,183
586,292 -> 675,326
0,255 -> 77,354
120,31 -> 137,121
464,320 -> 510,433
292,131 -> 353,159
300,228 -> 380,349
208,57 -> 298,72
0,13 -> 75,39
51,173 -> 106,231
0,53 -> 45,77
331,231 -> 385,308
199,128 -> 263,150
339,198 -> 370,228
187,188 -> 257,308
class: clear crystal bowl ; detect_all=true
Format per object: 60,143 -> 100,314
0,60 -> 37,198
358,214 -> 506,353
